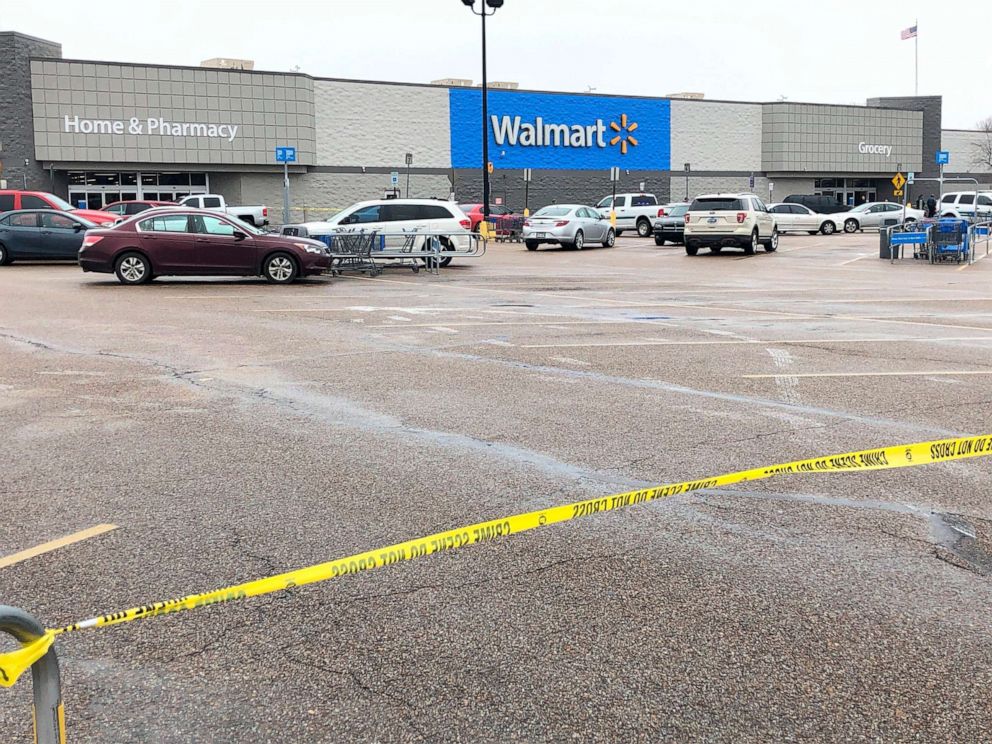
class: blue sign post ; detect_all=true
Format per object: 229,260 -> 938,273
935,150 -> 950,165
275,147 -> 297,224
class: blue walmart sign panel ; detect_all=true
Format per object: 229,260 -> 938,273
449,89 -> 670,171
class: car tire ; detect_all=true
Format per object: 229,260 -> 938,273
0,242 -> 10,266
807,230 -> 818,235
525,240 -> 539,251
573,230 -> 584,250
654,236 -> 666,246
263,252 -> 298,284
685,244 -> 699,256
844,218 -> 859,233
636,219 -> 651,237
436,236 -> 456,268
115,252 -> 152,285
615,230 -> 623,237
821,221 -> 836,235
763,228 -> 779,252
602,228 -> 615,248
744,230 -> 758,255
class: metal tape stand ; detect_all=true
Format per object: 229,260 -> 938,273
0,606 -> 65,744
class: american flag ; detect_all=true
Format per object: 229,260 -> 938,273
901,25 -> 918,40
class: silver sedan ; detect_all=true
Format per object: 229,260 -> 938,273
522,204 -> 616,251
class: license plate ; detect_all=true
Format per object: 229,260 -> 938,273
535,232 -> 547,238
707,217 -> 718,224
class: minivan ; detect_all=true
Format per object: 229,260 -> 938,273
784,194 -> 851,214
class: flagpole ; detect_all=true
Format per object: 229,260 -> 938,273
914,18 -> 918,96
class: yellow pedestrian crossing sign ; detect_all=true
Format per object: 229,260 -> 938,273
891,172 -> 907,191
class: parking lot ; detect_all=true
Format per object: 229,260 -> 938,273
2,231 -> 992,742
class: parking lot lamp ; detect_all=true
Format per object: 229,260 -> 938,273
461,0 -> 503,227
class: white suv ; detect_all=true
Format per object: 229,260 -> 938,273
937,191 -> 992,220
683,193 -> 778,255
282,199 -> 471,267
595,193 -> 659,237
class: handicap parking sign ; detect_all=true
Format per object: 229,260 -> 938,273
275,146 -> 297,163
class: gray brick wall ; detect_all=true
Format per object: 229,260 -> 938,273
454,168 -> 670,212
671,100 -> 763,171
940,129 -> 992,174
669,176 -> 772,204
314,80 -> 451,168
31,61 -> 315,166
869,96 -> 941,178
0,32 -> 62,191
763,103 -> 922,173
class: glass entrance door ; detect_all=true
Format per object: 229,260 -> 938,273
68,171 -> 208,207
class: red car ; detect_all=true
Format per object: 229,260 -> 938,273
102,200 -> 176,217
458,203 -> 521,234
0,190 -> 119,225
79,208 -> 331,285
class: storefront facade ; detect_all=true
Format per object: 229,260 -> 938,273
2,30 -> 990,223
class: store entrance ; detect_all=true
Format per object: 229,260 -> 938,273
67,171 -> 209,209
814,178 -> 877,207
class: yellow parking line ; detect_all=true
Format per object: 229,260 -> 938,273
744,370 -> 992,379
0,524 -> 118,569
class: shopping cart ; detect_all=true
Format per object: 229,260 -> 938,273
323,231 -> 380,276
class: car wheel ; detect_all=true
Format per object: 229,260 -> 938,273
844,218 -> 859,233
263,252 -> 298,284
654,236 -> 665,246
602,228 -> 615,248
115,252 -> 151,285
525,240 -> 539,251
821,221 -> 836,235
744,230 -> 758,255
573,230 -> 584,250
636,219 -> 651,237
685,244 -> 699,256
0,242 -> 10,266
763,228 -> 779,252
615,230 -> 623,237
437,237 -> 456,267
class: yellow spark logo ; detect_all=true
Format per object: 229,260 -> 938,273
609,113 -> 638,155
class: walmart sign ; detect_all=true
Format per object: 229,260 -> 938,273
449,89 -> 670,170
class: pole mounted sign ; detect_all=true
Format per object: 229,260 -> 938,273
275,146 -> 296,163
935,151 -> 950,165
276,146 -> 296,225
891,172 -> 906,197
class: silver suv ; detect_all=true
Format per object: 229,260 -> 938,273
683,193 -> 778,255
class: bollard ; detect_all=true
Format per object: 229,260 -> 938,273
0,606 -> 65,744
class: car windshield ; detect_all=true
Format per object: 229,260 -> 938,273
227,215 -> 264,235
669,205 -> 688,217
849,204 -> 871,213
534,207 -> 572,217
48,194 -> 75,210
596,197 -> 612,208
691,197 -> 744,211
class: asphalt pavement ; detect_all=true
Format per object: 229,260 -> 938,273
1,231 -> 991,742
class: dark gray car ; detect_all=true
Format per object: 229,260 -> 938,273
652,202 -> 690,245
0,209 -> 95,264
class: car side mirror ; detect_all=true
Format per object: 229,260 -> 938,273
73,223 -> 84,232
233,230 -> 247,241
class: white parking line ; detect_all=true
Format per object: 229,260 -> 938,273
522,335 -> 992,349
744,370 -> 992,379
836,254 -> 870,266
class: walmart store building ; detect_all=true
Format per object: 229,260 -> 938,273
3,31 -> 991,221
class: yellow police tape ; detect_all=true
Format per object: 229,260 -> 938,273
2,432 -> 991,689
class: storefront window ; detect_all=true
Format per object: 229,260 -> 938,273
90,173 -> 121,186
141,174 -> 158,186
190,173 -> 207,186
122,173 -> 138,186
159,173 -> 191,186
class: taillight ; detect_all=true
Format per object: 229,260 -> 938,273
554,220 -> 569,227
736,212 -> 746,223
684,215 -> 690,224
263,207 -> 268,217
460,218 -> 471,230
657,208 -> 666,217
82,235 -> 104,248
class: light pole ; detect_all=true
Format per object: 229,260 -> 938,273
461,0 -> 503,229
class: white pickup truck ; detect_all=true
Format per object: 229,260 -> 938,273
595,192 -> 660,237
178,194 -> 270,227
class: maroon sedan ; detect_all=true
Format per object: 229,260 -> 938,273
79,209 -> 330,284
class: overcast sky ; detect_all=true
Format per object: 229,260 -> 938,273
5,0 -> 991,129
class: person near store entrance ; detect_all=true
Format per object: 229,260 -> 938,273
926,194 -> 937,218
